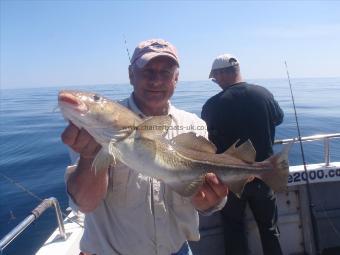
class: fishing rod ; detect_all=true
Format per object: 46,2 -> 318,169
123,35 -> 137,80
285,61 -> 320,255
123,34 -> 132,63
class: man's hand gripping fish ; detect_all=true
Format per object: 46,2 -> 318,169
58,90 -> 291,197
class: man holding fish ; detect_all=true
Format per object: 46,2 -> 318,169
60,39 -> 230,255
59,39 -> 289,255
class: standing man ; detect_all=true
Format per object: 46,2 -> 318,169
61,39 -> 228,255
201,54 -> 284,255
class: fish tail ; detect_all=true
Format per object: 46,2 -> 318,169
260,142 -> 292,192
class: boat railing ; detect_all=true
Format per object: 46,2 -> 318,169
0,197 -> 66,252
274,132 -> 340,166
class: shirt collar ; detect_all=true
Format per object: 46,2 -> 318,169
127,93 -> 174,118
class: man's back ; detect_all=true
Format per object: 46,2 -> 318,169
202,82 -> 283,161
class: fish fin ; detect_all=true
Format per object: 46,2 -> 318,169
224,139 -> 256,163
227,179 -> 250,198
223,139 -> 240,155
259,142 -> 292,192
99,127 -> 132,143
171,132 -> 217,153
92,148 -> 114,175
168,176 -> 205,197
136,115 -> 172,139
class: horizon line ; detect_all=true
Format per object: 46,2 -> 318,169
2,76 -> 340,90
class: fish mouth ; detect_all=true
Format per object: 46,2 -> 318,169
58,91 -> 88,114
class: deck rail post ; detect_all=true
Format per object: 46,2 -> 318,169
324,138 -> 330,166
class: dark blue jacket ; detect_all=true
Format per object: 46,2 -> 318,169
201,82 -> 284,161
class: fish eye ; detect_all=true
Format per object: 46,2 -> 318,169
93,94 -> 101,101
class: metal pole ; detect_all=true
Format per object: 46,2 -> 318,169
0,215 -> 36,251
0,197 -> 66,252
324,138 -> 330,166
50,197 -> 67,240
274,133 -> 340,145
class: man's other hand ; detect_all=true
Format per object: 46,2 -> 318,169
191,173 -> 228,212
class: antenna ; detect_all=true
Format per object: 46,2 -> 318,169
285,61 -> 320,254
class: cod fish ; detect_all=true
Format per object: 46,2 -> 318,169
58,90 -> 290,197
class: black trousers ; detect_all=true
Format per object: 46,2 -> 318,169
221,178 -> 283,255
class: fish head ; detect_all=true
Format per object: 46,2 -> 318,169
58,90 -> 142,143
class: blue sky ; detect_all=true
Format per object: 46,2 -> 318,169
1,1 -> 340,89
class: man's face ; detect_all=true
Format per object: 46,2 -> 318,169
211,68 -> 229,88
130,56 -> 179,115
211,68 -> 236,89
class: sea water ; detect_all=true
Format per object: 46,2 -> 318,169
1,78 -> 339,255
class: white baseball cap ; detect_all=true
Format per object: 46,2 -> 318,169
209,54 -> 239,78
